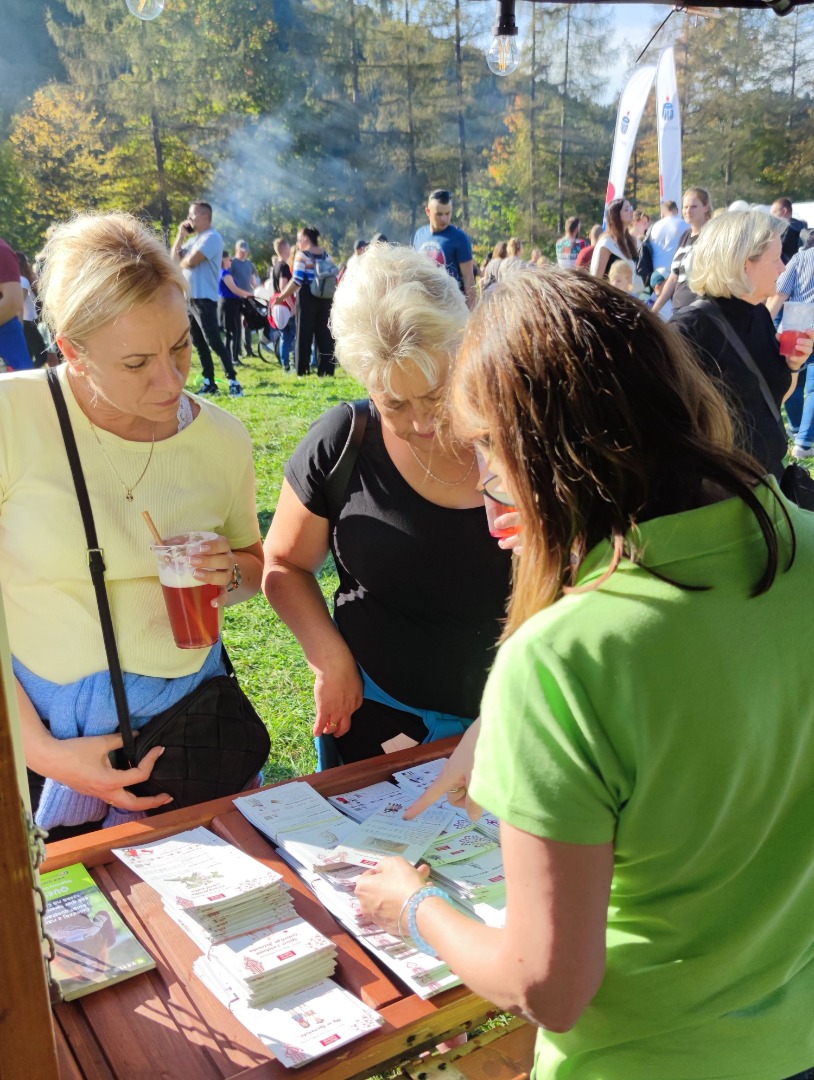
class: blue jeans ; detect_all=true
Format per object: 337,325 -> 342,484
280,319 -> 295,370
785,1070 -> 814,1079
785,362 -> 814,448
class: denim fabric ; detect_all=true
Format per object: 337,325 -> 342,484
784,1069 -> 814,1079
279,319 -> 296,369
786,362 -> 814,449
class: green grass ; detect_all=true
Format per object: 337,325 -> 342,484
189,351 -> 363,782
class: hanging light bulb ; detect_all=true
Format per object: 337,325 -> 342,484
125,0 -> 165,20
486,0 -> 520,77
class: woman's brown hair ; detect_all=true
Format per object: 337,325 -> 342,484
605,198 -> 639,262
452,268 -> 791,637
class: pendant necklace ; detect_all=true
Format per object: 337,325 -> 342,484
408,442 -> 476,487
89,420 -> 156,502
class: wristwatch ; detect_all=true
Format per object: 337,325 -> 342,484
226,563 -> 242,593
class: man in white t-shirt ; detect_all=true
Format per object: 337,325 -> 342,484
647,200 -> 686,277
172,201 -> 242,396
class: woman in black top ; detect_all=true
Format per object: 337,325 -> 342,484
652,187 -> 712,317
263,243 -> 512,764
672,210 -> 812,480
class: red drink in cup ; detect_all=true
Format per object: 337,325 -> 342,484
485,498 -> 521,539
780,330 -> 805,358
779,303 -> 814,360
478,458 -> 521,541
151,531 -> 220,649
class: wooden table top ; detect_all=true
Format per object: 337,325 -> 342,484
44,738 -> 505,1080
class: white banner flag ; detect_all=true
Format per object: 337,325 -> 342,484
656,47 -> 682,207
606,64 -> 656,211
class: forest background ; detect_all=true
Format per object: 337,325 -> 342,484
2,0 -> 814,268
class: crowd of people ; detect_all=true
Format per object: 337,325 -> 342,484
3,183 -> 814,1079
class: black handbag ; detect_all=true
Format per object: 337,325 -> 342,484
690,299 -> 814,511
46,369 -> 271,810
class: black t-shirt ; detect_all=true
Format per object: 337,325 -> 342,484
272,258 -> 292,293
672,297 -> 791,479
285,403 -> 512,718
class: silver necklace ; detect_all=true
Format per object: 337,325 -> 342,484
88,420 -> 156,501
408,442 -> 476,487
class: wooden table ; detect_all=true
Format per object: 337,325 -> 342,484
42,738 -> 521,1080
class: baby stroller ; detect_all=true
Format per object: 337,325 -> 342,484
240,295 -> 281,364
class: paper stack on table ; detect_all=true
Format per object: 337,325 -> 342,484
234,783 -> 348,842
113,827 -> 297,940
191,967 -> 384,1069
115,824 -> 384,1066
296,861 -> 461,998
191,915 -> 337,1008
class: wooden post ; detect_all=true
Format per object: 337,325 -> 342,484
0,591 -> 60,1078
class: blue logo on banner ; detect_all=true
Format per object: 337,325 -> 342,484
621,113 -> 630,135
662,98 -> 674,122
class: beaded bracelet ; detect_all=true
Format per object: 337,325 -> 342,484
404,885 -> 451,958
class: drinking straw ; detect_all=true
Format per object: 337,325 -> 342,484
142,510 -> 163,545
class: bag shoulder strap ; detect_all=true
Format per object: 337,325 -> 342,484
689,298 -> 783,426
322,400 -> 370,523
46,369 -> 137,763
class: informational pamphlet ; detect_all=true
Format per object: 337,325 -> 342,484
112,826 -> 294,938
40,863 -> 155,1001
339,802 -> 455,865
327,781 -> 404,823
192,968 -> 384,1068
235,783 -> 347,842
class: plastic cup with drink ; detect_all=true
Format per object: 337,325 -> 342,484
779,302 -> 814,359
150,531 -> 221,649
477,459 -> 521,541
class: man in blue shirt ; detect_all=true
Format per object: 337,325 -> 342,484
412,189 -> 476,310
172,201 -> 243,396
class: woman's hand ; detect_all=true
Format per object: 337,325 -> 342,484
494,511 -> 523,553
784,328 -> 814,370
45,733 -> 174,812
187,534 -> 237,608
355,857 -> 430,935
312,651 -> 363,739
403,718 -> 483,821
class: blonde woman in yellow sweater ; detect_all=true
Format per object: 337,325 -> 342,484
0,213 -> 264,840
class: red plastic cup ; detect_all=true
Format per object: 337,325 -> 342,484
780,303 -> 814,359
780,329 -> 806,358
484,497 -> 521,539
151,531 -> 220,649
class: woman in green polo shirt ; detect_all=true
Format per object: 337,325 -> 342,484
357,268 -> 814,1080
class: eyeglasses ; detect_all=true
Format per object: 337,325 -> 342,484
477,473 -> 516,507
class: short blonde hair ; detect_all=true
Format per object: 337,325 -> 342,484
608,260 -> 633,287
40,212 -> 187,347
507,237 -> 523,256
330,242 -> 468,393
689,210 -> 786,299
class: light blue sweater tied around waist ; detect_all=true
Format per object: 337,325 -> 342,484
14,644 -> 225,831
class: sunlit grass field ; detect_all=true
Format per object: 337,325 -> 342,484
192,352 -> 363,782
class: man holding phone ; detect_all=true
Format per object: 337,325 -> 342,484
172,202 -> 243,396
